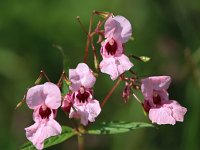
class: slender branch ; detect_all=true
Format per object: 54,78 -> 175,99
84,11 -> 94,63
39,70 -> 50,82
76,16 -> 88,35
57,71 -> 65,87
15,94 -> 26,109
132,92 -> 142,104
101,77 -> 122,108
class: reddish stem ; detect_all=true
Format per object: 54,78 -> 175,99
101,77 -> 122,108
84,12 -> 94,63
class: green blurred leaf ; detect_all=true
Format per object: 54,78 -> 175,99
87,121 -> 154,135
20,126 -> 75,150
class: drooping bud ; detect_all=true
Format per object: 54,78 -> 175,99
122,82 -> 131,102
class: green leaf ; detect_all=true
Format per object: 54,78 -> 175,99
20,126 -> 75,150
87,121 -> 154,135
62,80 -> 69,95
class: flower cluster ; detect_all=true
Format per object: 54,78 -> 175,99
18,11 -> 187,150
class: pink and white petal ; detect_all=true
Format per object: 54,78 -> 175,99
116,54 -> 133,75
100,57 -> 119,80
141,78 -> 153,99
105,16 -> 132,43
69,69 -> 81,91
33,107 -> 41,122
150,76 -> 171,90
80,72 -> 96,89
76,63 -> 90,75
166,100 -> 187,122
149,107 -> 176,125
26,84 -> 45,109
69,105 -> 89,126
40,119 -> 62,141
86,100 -> 101,122
43,82 -> 61,109
112,16 -> 132,43
25,119 -> 61,150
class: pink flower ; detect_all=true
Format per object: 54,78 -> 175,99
100,54 -> 133,80
68,88 -> 101,126
25,82 -> 62,150
64,63 -> 101,126
69,63 -> 96,91
100,15 -> 133,80
141,76 -> 187,125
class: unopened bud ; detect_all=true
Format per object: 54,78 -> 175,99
94,11 -> 112,18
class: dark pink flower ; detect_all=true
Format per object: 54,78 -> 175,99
25,82 -> 62,150
61,93 -> 73,113
141,76 -> 187,125
100,15 -> 133,80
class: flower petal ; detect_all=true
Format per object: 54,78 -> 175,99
141,76 -> 171,100
100,54 -> 133,80
165,100 -> 187,122
149,107 -> 176,125
86,100 -> 101,122
105,16 -> 132,43
69,105 -> 89,126
69,63 -> 96,91
26,84 -> 45,109
43,82 -> 61,109
100,57 -> 119,80
25,119 -> 61,150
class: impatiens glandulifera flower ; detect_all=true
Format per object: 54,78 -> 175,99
25,82 -> 62,150
100,15 -> 133,80
141,76 -> 187,125
62,63 -> 101,126
69,63 -> 96,91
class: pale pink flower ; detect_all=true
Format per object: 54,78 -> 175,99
25,82 -> 62,150
69,63 -> 96,91
141,76 -> 187,125
100,15 -> 133,80
69,89 -> 101,126
66,63 -> 101,126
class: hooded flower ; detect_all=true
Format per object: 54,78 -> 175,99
25,82 -> 62,150
141,76 -> 187,125
100,15 -> 133,80
69,63 -> 96,91
62,63 -> 101,126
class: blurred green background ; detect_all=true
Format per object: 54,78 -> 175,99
0,0 -> 200,149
